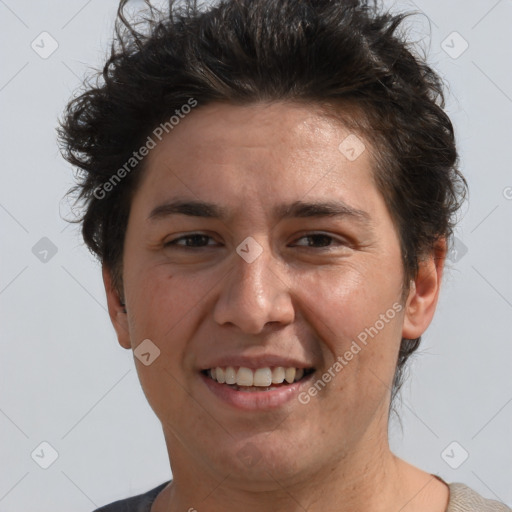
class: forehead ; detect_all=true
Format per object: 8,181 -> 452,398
138,101 -> 377,200
125,100 -> 401,258
155,101 -> 362,157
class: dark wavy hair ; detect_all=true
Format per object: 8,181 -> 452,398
57,0 -> 467,410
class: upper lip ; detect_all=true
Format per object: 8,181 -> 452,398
199,355 -> 315,371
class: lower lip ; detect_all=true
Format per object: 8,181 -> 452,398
199,371 -> 315,411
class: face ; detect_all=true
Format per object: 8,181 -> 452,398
104,101 -> 443,489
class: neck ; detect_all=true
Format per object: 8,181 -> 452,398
152,432 -> 433,512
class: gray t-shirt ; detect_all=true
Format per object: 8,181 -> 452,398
93,479 -> 511,511
93,481 -> 170,512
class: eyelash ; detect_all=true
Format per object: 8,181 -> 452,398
164,232 -> 346,249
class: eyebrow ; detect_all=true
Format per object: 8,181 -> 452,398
148,199 -> 372,225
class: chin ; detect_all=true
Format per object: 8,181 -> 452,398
204,433 -> 316,488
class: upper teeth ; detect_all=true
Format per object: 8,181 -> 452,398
207,366 -> 306,386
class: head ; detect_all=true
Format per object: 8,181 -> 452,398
58,0 -> 466,486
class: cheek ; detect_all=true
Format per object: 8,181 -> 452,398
125,262 -> 208,339
294,260 -> 404,406
125,268 -> 202,417
296,260 -> 403,349
123,263 -> 223,400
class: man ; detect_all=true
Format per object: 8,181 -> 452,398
58,0 -> 510,510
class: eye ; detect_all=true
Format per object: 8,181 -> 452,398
293,233 -> 345,248
164,232 -> 347,250
164,233 -> 217,248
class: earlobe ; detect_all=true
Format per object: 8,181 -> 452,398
102,265 -> 132,350
402,238 -> 447,340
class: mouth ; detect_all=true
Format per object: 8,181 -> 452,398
199,366 -> 316,409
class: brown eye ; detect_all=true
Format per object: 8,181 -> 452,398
294,233 -> 343,248
164,234 -> 216,248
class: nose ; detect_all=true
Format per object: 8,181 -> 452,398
212,241 -> 295,334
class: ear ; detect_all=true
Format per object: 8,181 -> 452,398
402,238 -> 447,340
102,265 -> 131,350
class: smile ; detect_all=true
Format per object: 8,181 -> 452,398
200,366 -> 316,410
202,366 -> 314,390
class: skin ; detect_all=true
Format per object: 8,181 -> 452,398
103,101 -> 450,512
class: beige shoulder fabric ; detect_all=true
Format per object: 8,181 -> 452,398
447,483 -> 511,512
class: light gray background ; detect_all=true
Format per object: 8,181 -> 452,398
0,0 -> 511,510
